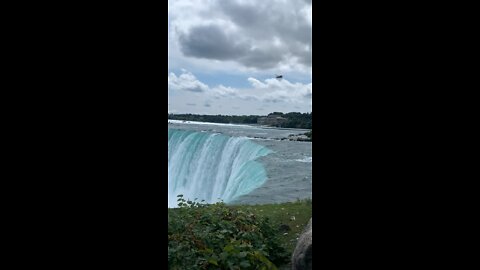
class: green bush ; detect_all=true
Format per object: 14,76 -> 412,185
168,195 -> 289,269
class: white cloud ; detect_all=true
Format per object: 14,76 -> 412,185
168,70 -> 312,115
168,71 -> 209,93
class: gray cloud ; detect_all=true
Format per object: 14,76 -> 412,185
264,97 -> 284,103
217,1 -> 264,29
239,47 -> 286,69
172,0 -> 311,71
179,25 -> 249,60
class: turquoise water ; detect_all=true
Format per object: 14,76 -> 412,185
168,129 -> 272,207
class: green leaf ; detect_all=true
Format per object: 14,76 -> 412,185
208,259 -> 218,266
223,244 -> 234,252
240,260 -> 251,268
238,251 -> 248,258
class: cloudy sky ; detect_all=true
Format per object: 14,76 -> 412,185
168,0 -> 312,115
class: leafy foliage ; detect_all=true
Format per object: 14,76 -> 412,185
272,112 -> 312,129
168,195 -> 290,269
168,114 -> 259,124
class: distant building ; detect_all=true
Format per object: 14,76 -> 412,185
257,115 -> 288,126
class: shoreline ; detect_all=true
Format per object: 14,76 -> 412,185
168,119 -> 311,133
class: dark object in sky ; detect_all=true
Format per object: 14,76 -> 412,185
275,74 -> 283,80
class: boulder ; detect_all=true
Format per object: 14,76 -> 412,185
292,218 -> 312,270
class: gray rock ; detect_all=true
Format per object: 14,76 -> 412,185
291,218 -> 312,270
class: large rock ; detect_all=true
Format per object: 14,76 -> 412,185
292,218 -> 312,270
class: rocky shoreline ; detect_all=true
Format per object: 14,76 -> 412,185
250,133 -> 312,142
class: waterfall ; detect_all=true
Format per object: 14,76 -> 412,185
168,129 -> 272,208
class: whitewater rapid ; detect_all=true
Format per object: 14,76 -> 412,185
168,129 -> 272,208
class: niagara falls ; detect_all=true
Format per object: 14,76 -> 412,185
168,128 -> 272,207
168,120 -> 312,208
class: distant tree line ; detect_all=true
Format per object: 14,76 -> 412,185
168,114 -> 259,124
168,112 -> 312,129
271,112 -> 312,129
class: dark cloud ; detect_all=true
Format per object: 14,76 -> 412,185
298,49 -> 312,66
179,25 -> 249,60
239,47 -> 285,69
217,0 -> 312,66
174,0 -> 311,70
217,1 -> 266,30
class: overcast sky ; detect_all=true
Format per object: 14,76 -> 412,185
168,0 -> 312,115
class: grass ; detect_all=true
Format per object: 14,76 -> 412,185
230,199 -> 312,263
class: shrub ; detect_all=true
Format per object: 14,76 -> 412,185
168,195 -> 289,269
